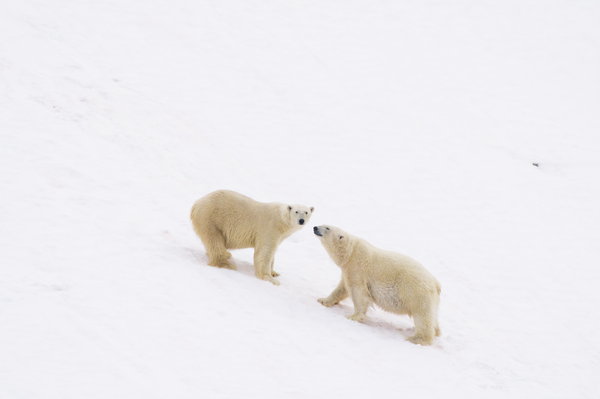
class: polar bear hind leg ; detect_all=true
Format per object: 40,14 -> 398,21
197,224 -> 235,269
409,310 -> 436,345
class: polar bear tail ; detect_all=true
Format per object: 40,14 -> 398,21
190,201 -> 203,237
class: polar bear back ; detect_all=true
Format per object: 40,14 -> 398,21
191,190 -> 284,249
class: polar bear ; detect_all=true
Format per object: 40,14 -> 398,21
314,225 -> 441,345
190,190 -> 313,285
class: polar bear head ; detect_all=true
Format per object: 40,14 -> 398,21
313,225 -> 354,265
285,204 -> 314,228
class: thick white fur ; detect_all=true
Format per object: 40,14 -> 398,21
190,190 -> 313,285
314,225 -> 441,345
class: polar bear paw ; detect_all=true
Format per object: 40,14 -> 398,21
209,260 -> 237,270
259,275 -> 280,286
408,335 -> 433,346
346,313 -> 365,322
317,298 -> 336,307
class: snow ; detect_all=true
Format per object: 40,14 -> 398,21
1,0 -> 600,398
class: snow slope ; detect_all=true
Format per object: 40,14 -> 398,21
1,1 -> 600,398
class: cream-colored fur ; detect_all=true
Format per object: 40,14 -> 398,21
190,190 -> 313,285
314,225 -> 441,345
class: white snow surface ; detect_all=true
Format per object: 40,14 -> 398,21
1,1 -> 600,398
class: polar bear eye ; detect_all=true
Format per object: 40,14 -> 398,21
295,211 -> 298,214
326,227 -> 330,230
339,235 -> 344,239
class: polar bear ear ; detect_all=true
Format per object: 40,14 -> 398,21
310,207 -> 314,213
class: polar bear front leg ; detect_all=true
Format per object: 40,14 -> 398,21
270,258 -> 280,277
318,279 -> 348,307
253,244 -> 280,285
347,287 -> 370,322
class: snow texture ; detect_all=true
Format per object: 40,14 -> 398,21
1,1 -> 599,398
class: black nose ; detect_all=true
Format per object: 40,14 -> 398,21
299,219 -> 305,225
313,226 -> 322,236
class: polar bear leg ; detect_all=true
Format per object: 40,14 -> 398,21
347,287 -> 370,322
270,258 -> 279,277
199,224 -> 235,269
409,311 -> 435,345
318,279 -> 348,307
254,244 -> 280,285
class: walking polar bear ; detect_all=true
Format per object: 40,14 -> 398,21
190,190 -> 313,285
314,225 -> 441,345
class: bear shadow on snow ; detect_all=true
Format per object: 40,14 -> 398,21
185,246 -> 433,345
227,253 -> 257,278
323,300 -> 418,340
185,247 -> 258,279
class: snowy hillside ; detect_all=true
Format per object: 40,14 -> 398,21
1,1 -> 599,398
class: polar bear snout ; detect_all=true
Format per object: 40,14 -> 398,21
299,219 -> 305,225
313,225 -> 332,237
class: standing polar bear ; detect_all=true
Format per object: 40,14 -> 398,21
314,225 -> 441,345
190,190 -> 313,285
